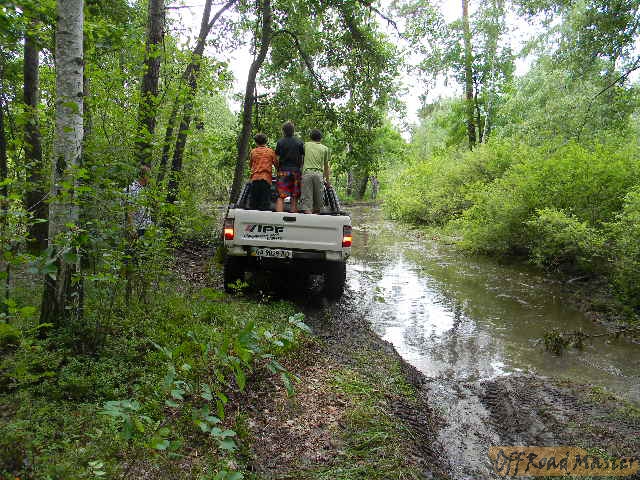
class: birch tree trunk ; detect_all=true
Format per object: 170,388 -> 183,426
462,0 -> 476,150
229,0 -> 272,204
135,0 -> 164,168
40,0 -> 84,328
24,21 -> 48,251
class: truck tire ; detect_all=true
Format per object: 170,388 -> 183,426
223,256 -> 245,292
324,261 -> 346,299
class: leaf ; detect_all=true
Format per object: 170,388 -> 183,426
62,250 -> 79,264
133,417 -> 145,433
281,373 -> 295,397
196,420 -> 210,433
170,389 -> 185,400
62,101 -> 80,114
218,438 -> 237,451
165,399 -> 179,408
150,438 -> 170,450
201,384 -> 213,401
216,392 -> 228,404
234,368 -> 246,391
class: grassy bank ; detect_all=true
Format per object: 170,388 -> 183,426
0,260 -> 310,479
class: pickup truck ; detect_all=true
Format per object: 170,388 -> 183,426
222,180 -> 352,298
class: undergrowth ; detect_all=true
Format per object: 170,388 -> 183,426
0,277 -> 308,479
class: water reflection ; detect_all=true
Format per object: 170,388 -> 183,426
348,206 -> 640,401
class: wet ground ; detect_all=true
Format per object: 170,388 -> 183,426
347,206 -> 639,402
202,205 -> 640,478
342,206 -> 640,478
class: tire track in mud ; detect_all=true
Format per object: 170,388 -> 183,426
300,288 -> 640,479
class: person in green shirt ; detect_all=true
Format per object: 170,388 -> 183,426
300,129 -> 331,214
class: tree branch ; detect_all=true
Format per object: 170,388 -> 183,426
207,0 -> 237,33
575,55 -> 640,141
355,0 -> 398,33
274,29 -> 332,106
592,56 -> 640,100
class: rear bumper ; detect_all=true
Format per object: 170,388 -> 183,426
226,245 -> 347,262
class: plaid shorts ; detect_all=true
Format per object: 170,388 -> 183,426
276,170 -> 301,199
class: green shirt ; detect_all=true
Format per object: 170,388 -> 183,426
303,141 -> 330,173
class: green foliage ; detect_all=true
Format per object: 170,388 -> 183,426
460,140 -> 639,255
497,56 -> 638,142
385,139 -> 524,224
0,323 -> 21,350
387,114 -> 640,308
609,186 -> 640,309
0,279 -> 307,478
525,208 -> 605,271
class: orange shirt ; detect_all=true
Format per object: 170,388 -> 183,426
250,146 -> 277,183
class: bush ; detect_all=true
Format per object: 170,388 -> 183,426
525,208 -> 605,272
460,140 -> 640,254
384,139 -> 526,225
0,323 -> 21,351
610,187 -> 640,309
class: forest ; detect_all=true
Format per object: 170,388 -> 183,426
1,0 -> 639,478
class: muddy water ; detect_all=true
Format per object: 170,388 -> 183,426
347,206 -> 640,402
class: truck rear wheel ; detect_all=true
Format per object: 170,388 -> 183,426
324,261 -> 346,299
223,256 -> 245,292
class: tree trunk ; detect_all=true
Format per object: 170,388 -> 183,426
23,22 -> 48,251
166,0 -> 236,203
157,99 -> 179,184
474,87 -> 484,142
135,0 -> 164,168
481,0 -> 502,144
40,0 -> 84,328
0,93 -> 7,316
462,0 -> 476,150
356,174 -> 368,200
346,170 -> 354,196
0,96 -> 6,201
229,0 -> 272,204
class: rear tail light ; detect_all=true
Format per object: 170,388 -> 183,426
223,218 -> 235,240
342,225 -> 352,247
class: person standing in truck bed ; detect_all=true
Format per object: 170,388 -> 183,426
275,121 -> 304,213
300,129 -> 331,214
249,133 -> 277,211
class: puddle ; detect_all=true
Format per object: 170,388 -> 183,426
347,206 -> 640,402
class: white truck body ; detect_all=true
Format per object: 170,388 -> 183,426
226,209 -> 351,256
222,182 -> 351,297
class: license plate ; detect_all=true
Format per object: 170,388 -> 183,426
255,248 -> 292,259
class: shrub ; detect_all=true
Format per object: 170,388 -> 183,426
460,140 -> 640,255
384,139 -> 526,225
610,187 -> 640,309
0,323 -> 21,351
525,208 -> 605,272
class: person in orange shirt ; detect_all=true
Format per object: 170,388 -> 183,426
249,133 -> 278,210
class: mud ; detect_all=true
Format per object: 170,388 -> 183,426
182,207 -> 639,479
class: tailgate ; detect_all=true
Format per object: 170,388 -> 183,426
231,210 -> 347,252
